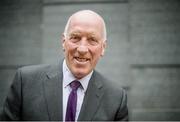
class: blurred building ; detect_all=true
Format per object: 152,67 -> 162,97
0,0 -> 180,120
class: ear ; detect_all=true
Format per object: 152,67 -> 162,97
101,41 -> 106,56
62,33 -> 65,51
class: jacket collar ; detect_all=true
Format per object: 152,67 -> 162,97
43,60 -> 105,121
78,71 -> 104,121
43,62 -> 63,120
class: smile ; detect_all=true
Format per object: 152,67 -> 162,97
74,57 -> 89,63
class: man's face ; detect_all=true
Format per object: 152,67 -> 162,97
62,14 -> 106,79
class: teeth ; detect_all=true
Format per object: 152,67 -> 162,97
76,57 -> 88,62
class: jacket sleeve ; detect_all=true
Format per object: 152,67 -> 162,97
115,89 -> 128,121
0,69 -> 22,120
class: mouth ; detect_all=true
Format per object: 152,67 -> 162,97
74,57 -> 89,63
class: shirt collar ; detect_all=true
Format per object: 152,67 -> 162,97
62,59 -> 93,92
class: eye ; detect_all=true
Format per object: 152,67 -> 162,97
88,38 -> 98,45
69,35 -> 81,42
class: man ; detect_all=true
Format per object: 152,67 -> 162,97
0,10 -> 128,121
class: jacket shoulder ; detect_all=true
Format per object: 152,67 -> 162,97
19,64 -> 51,74
94,70 -> 125,92
93,70 -> 128,120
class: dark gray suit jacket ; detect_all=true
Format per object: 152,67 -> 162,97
0,62 -> 128,121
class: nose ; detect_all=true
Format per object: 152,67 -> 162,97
77,45 -> 88,55
77,38 -> 88,55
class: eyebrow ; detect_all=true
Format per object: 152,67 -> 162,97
69,31 -> 98,39
87,33 -> 96,38
69,31 -> 81,35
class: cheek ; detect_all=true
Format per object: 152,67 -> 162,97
91,47 -> 103,59
64,42 -> 76,54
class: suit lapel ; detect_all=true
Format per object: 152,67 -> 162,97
78,71 -> 104,121
43,63 -> 63,120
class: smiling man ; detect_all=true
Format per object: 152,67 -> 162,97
63,10 -> 106,79
0,10 -> 128,121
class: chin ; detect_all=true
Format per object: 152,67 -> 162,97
73,73 -> 85,79
73,69 -> 90,79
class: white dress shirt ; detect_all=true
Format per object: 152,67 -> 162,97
62,60 -> 93,121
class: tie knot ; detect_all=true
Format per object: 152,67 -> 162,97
70,80 -> 81,90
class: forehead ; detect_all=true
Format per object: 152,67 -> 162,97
69,30 -> 96,37
67,13 -> 103,37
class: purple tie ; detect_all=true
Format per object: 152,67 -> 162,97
65,80 -> 81,122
